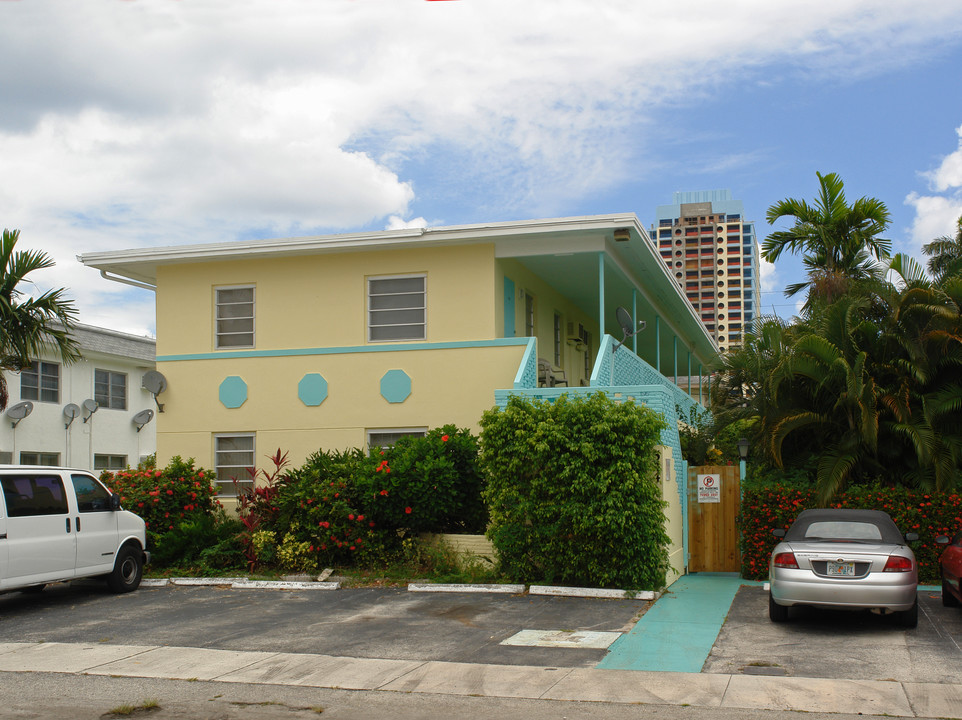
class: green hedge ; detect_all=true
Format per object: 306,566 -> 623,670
479,393 -> 670,590
739,485 -> 962,584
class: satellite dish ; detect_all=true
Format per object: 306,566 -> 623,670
132,408 -> 154,432
82,399 -> 99,423
616,306 -> 634,336
142,370 -> 167,412
7,401 -> 33,428
142,371 -> 167,394
612,306 -> 647,353
63,403 -> 81,429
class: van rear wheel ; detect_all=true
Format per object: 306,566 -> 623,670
107,545 -> 143,593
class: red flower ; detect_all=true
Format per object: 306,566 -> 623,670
441,434 -> 449,442
348,514 -> 355,521
379,490 -> 389,496
405,507 -> 412,514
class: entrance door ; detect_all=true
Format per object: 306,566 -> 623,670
687,465 -> 740,572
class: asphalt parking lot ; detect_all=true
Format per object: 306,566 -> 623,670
703,585 -> 962,683
2,580 -> 961,683
0,582 -> 647,668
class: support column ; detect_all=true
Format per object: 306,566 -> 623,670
598,254 -> 605,339
655,315 -> 661,372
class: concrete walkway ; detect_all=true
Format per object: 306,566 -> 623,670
0,639 -> 959,718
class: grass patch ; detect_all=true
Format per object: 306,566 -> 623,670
104,699 -> 160,717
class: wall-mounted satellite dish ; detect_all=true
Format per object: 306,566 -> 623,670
82,398 -> 99,423
142,370 -> 167,413
132,408 -> 154,432
7,401 -> 33,428
612,306 -> 647,353
63,403 -> 81,429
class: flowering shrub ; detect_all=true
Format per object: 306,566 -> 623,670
267,448 -> 394,567
480,393 -> 670,590
359,425 -> 487,533
739,484 -> 962,584
100,456 -> 224,567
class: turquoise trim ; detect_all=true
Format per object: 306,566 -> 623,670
513,337 -> 538,389
219,376 -> 248,409
157,337 -> 529,362
380,369 -> 412,403
503,277 -> 516,338
298,373 -> 328,406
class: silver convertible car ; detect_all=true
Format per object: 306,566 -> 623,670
769,509 -> 919,627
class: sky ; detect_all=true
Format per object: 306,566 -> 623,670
3,0 -> 962,337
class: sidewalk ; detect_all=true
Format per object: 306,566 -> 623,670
0,639 -> 959,718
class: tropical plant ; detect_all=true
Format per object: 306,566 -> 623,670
921,214 -> 962,284
762,172 -> 891,309
0,229 -> 80,409
711,269 -> 962,503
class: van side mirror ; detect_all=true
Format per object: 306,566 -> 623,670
936,535 -> 950,545
110,493 -> 122,511
773,528 -> 786,538
904,532 -> 919,542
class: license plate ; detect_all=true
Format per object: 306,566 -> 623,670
827,561 -> 855,576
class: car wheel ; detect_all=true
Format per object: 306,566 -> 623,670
107,544 -> 144,594
943,576 -> 961,608
896,597 -> 918,628
769,592 -> 789,622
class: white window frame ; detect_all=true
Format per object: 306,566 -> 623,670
94,454 -> 128,471
215,285 -> 256,349
20,360 -> 60,403
214,432 -> 255,497
367,274 -> 426,342
19,451 -> 60,467
366,427 -> 428,450
94,369 -> 128,410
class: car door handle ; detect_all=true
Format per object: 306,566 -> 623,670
0,533 -> 6,540
66,517 -> 71,533
76,516 -> 81,532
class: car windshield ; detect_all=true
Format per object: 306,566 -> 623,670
803,521 -> 883,542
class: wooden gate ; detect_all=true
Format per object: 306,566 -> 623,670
687,465 -> 741,572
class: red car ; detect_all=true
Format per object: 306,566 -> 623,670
936,532 -> 962,607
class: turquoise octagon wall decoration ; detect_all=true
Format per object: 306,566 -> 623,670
219,376 -> 248,409
380,369 -> 412,403
298,373 -> 328,406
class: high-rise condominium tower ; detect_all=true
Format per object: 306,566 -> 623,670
651,190 -> 761,353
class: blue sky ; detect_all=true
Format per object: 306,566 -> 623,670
3,0 -> 962,335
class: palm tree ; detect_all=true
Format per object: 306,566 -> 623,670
921,214 -> 962,284
0,229 -> 80,410
711,263 -> 962,502
762,172 -> 892,308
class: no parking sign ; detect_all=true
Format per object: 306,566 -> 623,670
697,473 -> 721,503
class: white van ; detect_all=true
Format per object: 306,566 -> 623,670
0,466 -> 149,594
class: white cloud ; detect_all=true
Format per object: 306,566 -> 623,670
385,216 -> 428,231
3,0 -> 962,329
905,124 -> 962,252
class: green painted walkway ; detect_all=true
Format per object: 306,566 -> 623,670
598,573 -> 761,673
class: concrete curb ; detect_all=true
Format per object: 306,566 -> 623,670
151,577 -> 656,598
530,585 -> 659,600
408,583 -> 526,594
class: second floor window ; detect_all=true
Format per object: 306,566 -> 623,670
368,275 -> 425,341
95,369 -> 127,410
21,361 -> 59,403
216,286 -> 255,348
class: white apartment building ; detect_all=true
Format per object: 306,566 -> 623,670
0,323 -> 157,471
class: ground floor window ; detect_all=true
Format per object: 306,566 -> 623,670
214,433 -> 255,496
366,428 -> 427,449
94,454 -> 128,471
19,451 -> 60,466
